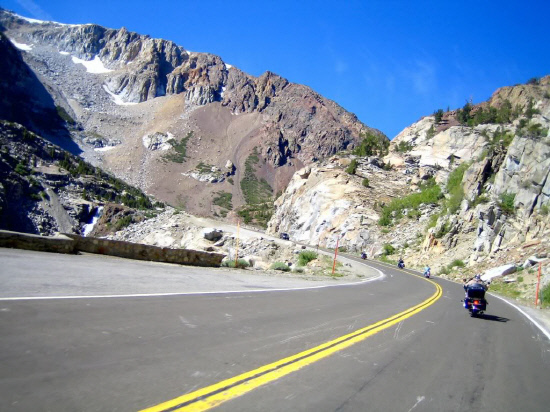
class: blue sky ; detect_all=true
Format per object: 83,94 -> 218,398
2,0 -> 549,138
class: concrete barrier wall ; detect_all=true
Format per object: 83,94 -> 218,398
0,230 -> 75,254
0,230 -> 225,267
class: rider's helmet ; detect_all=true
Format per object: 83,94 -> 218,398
474,274 -> 481,280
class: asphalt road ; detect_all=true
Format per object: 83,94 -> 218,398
0,249 -> 549,412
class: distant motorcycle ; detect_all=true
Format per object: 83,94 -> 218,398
423,268 -> 431,278
361,252 -> 367,260
463,283 -> 487,317
398,260 -> 405,269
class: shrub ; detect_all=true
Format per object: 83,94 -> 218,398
271,262 -> 291,271
362,178 -> 370,187
298,250 -> 318,266
353,131 -> 389,157
213,191 -> 233,210
240,148 -> 273,205
346,159 -> 358,175
450,259 -> 465,268
498,192 -> 516,214
541,284 -> 550,308
383,244 -> 395,255
15,162 -> 29,175
396,141 -> 413,153
434,109 -> 444,124
161,131 -> 193,163
517,276 -> 524,283
222,259 -> 250,269
115,215 -> 133,230
293,267 -> 305,273
378,182 -> 442,226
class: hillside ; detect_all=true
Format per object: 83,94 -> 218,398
0,9 -> 387,224
267,77 -> 550,303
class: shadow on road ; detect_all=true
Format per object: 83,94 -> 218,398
476,314 -> 510,322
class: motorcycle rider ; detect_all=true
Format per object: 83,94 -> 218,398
464,274 -> 488,290
463,274 -> 489,309
361,251 -> 367,259
423,265 -> 431,277
398,258 -> 405,268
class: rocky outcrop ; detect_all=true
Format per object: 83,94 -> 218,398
0,121 -> 154,236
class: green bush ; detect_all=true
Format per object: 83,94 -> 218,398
352,131 -> 389,157
162,132 -> 193,163
293,267 -> 305,273
222,259 -> 250,269
396,141 -> 413,153
449,259 -> 465,268
240,148 -> 273,205
434,109 -> 444,124
270,262 -> 291,271
383,244 -> 395,255
541,284 -> 550,308
115,215 -> 133,230
213,191 -> 233,210
498,192 -> 516,214
362,178 -> 370,187
378,182 -> 442,226
346,159 -> 358,175
298,250 -> 318,266
15,162 -> 29,175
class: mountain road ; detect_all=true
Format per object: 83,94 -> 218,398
0,248 -> 549,411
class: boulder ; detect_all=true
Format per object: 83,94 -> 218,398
203,228 -> 223,241
481,264 -> 516,281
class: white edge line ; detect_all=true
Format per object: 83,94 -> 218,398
0,263 -> 385,301
429,274 -> 550,341
369,259 -> 550,340
488,293 -> 550,340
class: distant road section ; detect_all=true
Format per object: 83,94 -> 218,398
0,248 -> 379,299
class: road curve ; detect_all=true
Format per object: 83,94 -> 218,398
0,249 -> 548,411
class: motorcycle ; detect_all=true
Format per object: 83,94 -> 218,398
361,252 -> 367,260
463,284 -> 487,317
398,261 -> 405,269
423,269 -> 431,278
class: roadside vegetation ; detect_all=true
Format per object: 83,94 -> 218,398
222,259 -> 250,269
298,250 -> 318,266
378,178 -> 442,226
161,131 -> 193,163
352,131 -> 389,157
238,147 -> 274,228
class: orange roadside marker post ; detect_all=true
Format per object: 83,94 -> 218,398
535,262 -> 542,308
332,236 -> 340,275
234,219 -> 240,267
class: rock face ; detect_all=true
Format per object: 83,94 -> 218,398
268,77 -> 550,278
0,9 -> 387,217
266,157 -> 429,254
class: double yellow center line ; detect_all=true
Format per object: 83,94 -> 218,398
142,279 -> 443,412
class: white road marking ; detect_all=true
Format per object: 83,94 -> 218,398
0,267 -> 385,301
179,316 -> 197,328
407,396 -> 425,412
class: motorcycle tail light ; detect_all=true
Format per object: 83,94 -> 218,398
473,300 -> 480,305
